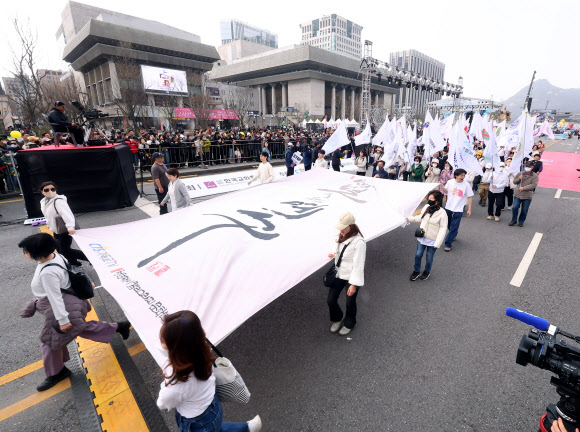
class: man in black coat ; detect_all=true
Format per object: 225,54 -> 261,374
331,148 -> 342,172
47,101 -> 84,145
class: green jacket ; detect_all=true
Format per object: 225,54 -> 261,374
408,163 -> 424,179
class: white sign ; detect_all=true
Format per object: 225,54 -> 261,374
141,65 -> 187,94
291,152 -> 303,165
181,162 -> 357,199
73,170 -> 433,366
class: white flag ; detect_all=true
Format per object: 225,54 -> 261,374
355,118 -> 372,146
508,113 -> 533,175
533,119 -> 555,140
371,116 -> 391,147
322,120 -> 351,154
449,116 -> 484,176
482,116 -> 500,168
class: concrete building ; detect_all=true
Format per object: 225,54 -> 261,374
36,69 -> 64,86
299,14 -> 362,59
210,44 -> 397,122
0,84 -> 13,131
389,50 -> 445,115
218,39 -> 276,63
56,1 -> 219,128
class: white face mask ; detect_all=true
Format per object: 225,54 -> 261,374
43,190 -> 57,199
525,167 -> 532,172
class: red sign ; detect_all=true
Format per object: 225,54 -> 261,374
173,107 -> 196,119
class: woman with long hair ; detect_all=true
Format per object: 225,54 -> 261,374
355,150 -> 367,176
406,190 -> 448,281
326,212 -> 366,336
157,310 -> 262,432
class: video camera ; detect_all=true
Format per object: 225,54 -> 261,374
71,101 -> 109,122
506,308 -> 580,431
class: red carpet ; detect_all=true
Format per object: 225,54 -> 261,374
537,151 -> 580,192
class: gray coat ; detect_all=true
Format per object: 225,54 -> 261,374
21,294 -> 91,350
160,179 -> 191,211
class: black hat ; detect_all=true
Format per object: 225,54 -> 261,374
55,101 -> 65,107
152,152 -> 163,160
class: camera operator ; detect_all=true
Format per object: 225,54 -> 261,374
47,101 -> 84,145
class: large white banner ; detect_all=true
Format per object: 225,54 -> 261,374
181,161 -> 358,199
74,170 -> 433,366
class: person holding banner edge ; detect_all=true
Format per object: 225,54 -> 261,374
327,212 -> 366,336
157,311 -> 262,432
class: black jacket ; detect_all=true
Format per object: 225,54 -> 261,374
532,160 -> 543,173
332,149 -> 342,166
47,108 -> 72,131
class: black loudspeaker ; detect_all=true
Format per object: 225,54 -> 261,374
16,144 -> 139,218
526,97 -> 533,112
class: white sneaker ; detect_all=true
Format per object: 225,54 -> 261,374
247,415 -> 262,432
486,215 -> 494,220
494,216 -> 500,222
330,321 -> 343,333
506,206 -> 512,210
338,326 -> 352,336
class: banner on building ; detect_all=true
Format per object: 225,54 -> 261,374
73,170 -> 433,366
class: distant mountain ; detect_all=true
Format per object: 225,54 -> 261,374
501,79 -> 580,116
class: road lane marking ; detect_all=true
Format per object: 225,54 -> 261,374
555,189 -> 562,199
510,232 -> 543,287
0,198 -> 24,204
0,341 -> 148,423
134,196 -> 160,218
0,361 -> 44,387
0,379 -> 71,422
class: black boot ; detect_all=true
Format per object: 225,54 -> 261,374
116,321 -> 131,340
37,366 -> 71,392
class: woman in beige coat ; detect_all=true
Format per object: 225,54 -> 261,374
405,190 -> 448,281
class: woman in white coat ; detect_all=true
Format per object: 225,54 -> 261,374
39,181 -> 87,266
406,190 -> 448,281
326,212 -> 366,336
160,168 -> 192,212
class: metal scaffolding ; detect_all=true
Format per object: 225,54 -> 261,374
360,40 -> 374,129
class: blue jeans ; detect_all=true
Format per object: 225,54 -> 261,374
175,394 -> 249,432
444,209 -> 463,248
511,197 -> 532,224
414,241 -> 436,273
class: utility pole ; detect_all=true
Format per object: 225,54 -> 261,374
524,70 -> 536,112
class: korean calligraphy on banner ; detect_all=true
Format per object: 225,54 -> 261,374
73,169 -> 433,366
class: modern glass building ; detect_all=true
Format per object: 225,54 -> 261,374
220,20 -> 278,48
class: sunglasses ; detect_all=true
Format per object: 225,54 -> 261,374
43,188 -> 56,192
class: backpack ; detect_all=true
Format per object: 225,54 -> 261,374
40,255 -> 94,300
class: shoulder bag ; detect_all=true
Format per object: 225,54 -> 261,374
52,198 -> 80,235
40,255 -> 94,300
323,242 -> 350,288
207,339 -> 251,404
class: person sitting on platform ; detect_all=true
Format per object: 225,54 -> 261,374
46,101 -> 84,145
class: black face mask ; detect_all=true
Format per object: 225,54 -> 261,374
427,199 -> 437,206
378,166 -> 384,171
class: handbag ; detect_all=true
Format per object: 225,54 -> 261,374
414,227 -> 425,238
40,254 -> 94,300
53,198 -> 80,234
207,340 -> 251,404
323,242 -> 350,288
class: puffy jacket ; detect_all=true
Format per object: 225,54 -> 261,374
424,166 -> 441,183
489,170 -> 508,193
334,234 -> 366,286
408,205 -> 449,248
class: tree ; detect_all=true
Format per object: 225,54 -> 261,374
7,18 -> 47,133
186,72 -> 212,130
221,84 -> 254,128
110,41 -> 149,130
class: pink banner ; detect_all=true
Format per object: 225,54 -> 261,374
207,109 -> 239,120
174,108 -> 196,119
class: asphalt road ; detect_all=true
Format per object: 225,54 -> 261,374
1,137 -> 579,431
